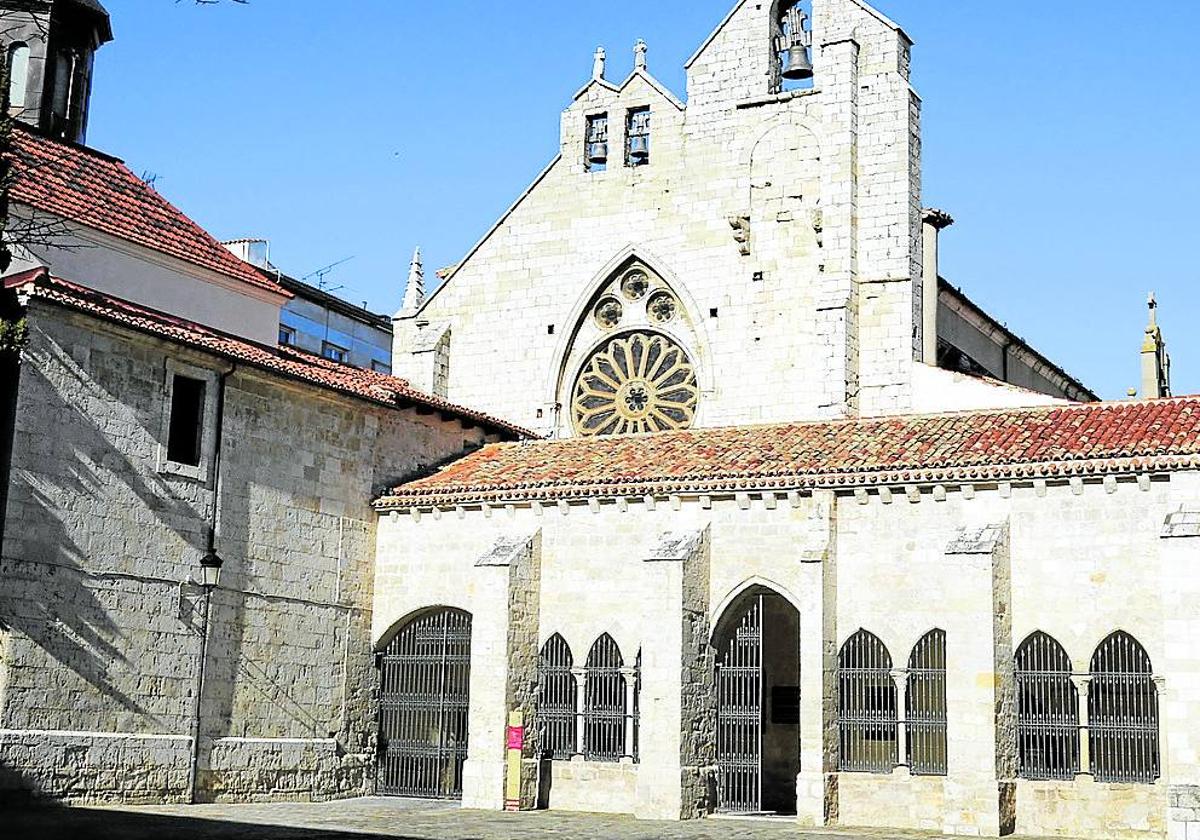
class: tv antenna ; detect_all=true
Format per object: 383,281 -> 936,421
303,256 -> 355,292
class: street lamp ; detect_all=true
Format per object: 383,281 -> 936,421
199,546 -> 223,590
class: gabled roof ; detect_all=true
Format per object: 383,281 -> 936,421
5,269 -> 532,440
7,125 -> 286,298
378,398 -> 1200,508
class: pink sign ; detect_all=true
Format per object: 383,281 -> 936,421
506,725 -> 524,750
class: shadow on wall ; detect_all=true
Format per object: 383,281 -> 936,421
0,348 -> 215,734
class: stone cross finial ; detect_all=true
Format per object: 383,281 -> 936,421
397,246 -> 425,319
1147,292 -> 1158,328
634,39 -> 648,72
593,46 -> 606,80
1141,290 -> 1171,399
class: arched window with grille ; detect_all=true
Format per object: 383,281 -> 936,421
537,634 -> 576,760
907,629 -> 948,776
584,634 -> 632,762
1089,632 -> 1160,784
838,630 -> 897,773
1016,632 -> 1079,780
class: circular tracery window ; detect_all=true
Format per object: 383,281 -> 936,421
572,332 -> 699,436
620,269 -> 650,301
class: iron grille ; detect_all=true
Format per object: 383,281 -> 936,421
376,608 -> 471,799
1016,632 -> 1079,780
537,634 -> 577,760
584,634 -> 627,762
716,593 -> 764,813
1089,632 -> 1160,784
838,630 -> 897,773
906,630 -> 948,776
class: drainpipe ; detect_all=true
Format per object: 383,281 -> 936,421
187,364 -> 235,805
921,209 -> 955,365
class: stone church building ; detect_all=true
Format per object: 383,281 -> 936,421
2,1 -> 1199,839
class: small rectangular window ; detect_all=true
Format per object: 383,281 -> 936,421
279,325 -> 296,346
585,114 -> 608,172
371,360 -> 392,375
626,107 -> 650,167
322,342 -> 348,363
167,375 -> 206,467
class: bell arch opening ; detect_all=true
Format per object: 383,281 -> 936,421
712,585 -> 800,816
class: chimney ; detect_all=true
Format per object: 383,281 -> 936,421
1141,292 -> 1171,399
921,209 -> 955,365
222,238 -> 271,270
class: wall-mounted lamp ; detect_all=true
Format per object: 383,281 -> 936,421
199,546 -> 223,590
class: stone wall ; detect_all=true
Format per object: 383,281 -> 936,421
375,468 -> 1198,838
0,300 -> 492,803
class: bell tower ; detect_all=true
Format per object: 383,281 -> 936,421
1,0 -> 113,145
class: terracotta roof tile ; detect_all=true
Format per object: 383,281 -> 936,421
378,398 -> 1200,508
7,126 -> 285,297
5,270 -> 532,440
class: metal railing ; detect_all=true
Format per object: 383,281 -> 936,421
1016,631 -> 1081,780
584,634 -> 628,762
537,634 -> 577,760
907,629 -> 948,776
377,608 -> 472,800
838,630 -> 898,773
716,593 -> 764,813
1089,631 -> 1160,784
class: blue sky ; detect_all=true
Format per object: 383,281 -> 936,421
90,1 -> 1198,399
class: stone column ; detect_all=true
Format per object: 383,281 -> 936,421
571,667 -> 587,758
1071,675 -> 1092,776
892,668 -> 909,773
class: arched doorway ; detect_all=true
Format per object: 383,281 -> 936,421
376,608 -> 472,799
714,587 -> 800,815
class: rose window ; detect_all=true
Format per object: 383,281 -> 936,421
621,269 -> 650,301
593,296 -> 623,330
647,291 -> 678,324
572,332 -> 699,436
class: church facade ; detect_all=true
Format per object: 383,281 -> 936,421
377,1 -> 1198,838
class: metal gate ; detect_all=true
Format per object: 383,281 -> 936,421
377,608 -> 472,799
716,593 -> 764,813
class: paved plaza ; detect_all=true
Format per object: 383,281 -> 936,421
1,797 -> 1079,840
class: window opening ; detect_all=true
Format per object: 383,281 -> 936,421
322,341 -> 348,363
167,375 -> 206,467
907,630 -> 948,776
1089,632 -> 1159,784
583,634 -> 633,761
626,107 -> 650,167
537,635 -> 577,760
838,630 -> 897,773
279,325 -> 296,346
585,114 -> 608,172
7,43 -> 29,110
1016,632 -> 1079,780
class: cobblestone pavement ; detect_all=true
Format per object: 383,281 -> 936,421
3,797 -> 1075,840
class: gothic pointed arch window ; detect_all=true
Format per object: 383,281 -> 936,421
1015,632 -> 1079,780
563,259 -> 701,437
1089,631 -> 1159,784
838,630 -> 897,773
537,634 -> 577,760
583,634 -> 635,762
906,630 -> 947,776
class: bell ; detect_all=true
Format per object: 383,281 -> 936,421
781,44 -> 813,80
628,135 -> 649,165
588,141 -> 609,164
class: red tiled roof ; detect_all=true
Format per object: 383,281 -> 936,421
5,269 -> 532,440
378,398 -> 1200,508
7,126 -> 286,297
